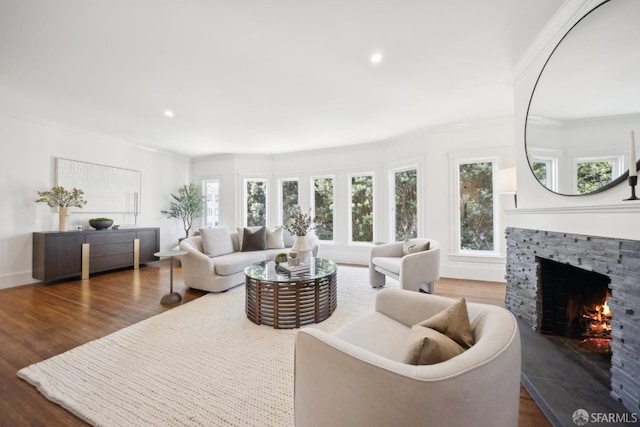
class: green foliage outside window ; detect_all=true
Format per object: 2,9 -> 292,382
281,180 -> 299,224
246,180 -> 266,226
459,162 -> 494,251
532,162 -> 548,187
314,178 -> 334,240
351,176 -> 373,242
394,169 -> 417,241
576,161 -> 613,195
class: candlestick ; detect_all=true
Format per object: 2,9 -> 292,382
630,131 -> 637,177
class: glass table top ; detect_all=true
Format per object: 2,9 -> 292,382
244,258 -> 336,283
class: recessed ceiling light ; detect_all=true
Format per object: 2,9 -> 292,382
370,52 -> 383,65
164,110 -> 174,118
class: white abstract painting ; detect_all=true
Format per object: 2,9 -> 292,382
56,158 -> 141,214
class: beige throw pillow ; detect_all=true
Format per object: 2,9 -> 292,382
199,227 -> 234,257
402,239 -> 430,256
418,298 -> 474,349
403,326 -> 465,365
266,226 -> 285,249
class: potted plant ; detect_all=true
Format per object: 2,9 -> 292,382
35,186 -> 87,232
161,183 -> 204,240
283,206 -> 319,256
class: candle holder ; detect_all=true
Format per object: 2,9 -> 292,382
624,175 -> 639,201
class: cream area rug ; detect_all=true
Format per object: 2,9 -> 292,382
18,266 -> 398,427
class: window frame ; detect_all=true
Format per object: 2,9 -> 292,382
311,174 -> 335,243
202,178 -> 221,228
278,177 -> 300,226
449,153 -> 501,259
388,165 -> 419,243
242,177 -> 268,227
348,172 -> 375,245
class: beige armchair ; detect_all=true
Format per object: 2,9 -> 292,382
294,289 -> 521,427
369,238 -> 440,293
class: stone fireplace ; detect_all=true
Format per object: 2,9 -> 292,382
505,227 -> 640,412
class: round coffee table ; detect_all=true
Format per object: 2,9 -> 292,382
244,258 -> 337,329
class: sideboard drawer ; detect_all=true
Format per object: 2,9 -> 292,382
86,231 -> 136,246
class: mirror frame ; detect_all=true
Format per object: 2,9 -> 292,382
524,0 -> 639,196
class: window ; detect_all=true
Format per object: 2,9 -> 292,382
350,174 -> 374,243
203,179 -> 220,228
391,167 -> 417,241
531,159 -> 554,190
245,179 -> 267,226
313,177 -> 334,241
458,160 -> 495,253
280,179 -> 299,225
576,156 -> 621,194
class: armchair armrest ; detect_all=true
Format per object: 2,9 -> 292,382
370,242 -> 404,259
399,247 -> 440,292
375,288 -> 453,326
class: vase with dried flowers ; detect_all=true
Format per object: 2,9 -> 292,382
283,206 -> 319,257
35,186 -> 87,232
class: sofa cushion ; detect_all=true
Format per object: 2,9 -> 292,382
199,227 -> 234,257
371,256 -> 401,275
214,251 -> 267,276
402,239 -> 430,255
242,226 -> 267,251
236,226 -> 263,251
266,226 -> 285,249
418,298 -> 474,349
403,325 -> 465,365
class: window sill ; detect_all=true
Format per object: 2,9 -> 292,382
448,253 -> 505,263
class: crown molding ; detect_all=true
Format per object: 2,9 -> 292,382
513,0 -> 604,81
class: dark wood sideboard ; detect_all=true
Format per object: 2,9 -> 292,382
33,228 -> 160,283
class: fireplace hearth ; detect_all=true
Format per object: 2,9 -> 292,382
505,228 -> 640,414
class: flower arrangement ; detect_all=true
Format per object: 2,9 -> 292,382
35,186 -> 87,208
283,206 -> 318,237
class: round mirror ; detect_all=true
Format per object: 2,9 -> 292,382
525,0 -> 640,195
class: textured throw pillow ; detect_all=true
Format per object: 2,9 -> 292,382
418,298 -> 474,349
403,326 -> 465,365
236,226 -> 262,251
242,226 -> 267,252
199,227 -> 234,257
266,226 -> 285,249
402,239 -> 430,256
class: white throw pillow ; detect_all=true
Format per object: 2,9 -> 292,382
266,226 -> 285,249
200,227 -> 234,257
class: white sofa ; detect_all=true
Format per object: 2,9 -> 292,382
179,230 -> 318,292
369,238 -> 440,293
295,289 -> 521,427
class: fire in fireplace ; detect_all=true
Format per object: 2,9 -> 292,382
577,294 -> 611,354
538,257 -> 612,354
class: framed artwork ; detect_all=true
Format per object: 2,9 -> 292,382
56,158 -> 141,214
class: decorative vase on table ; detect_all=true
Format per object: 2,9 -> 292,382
58,207 -> 70,232
292,235 -> 312,261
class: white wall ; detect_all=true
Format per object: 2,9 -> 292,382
0,113 -> 191,289
192,118 -> 515,282
511,0 -> 640,239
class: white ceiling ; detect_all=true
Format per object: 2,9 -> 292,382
0,0 -> 564,158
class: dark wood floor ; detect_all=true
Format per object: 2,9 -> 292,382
0,262 -> 549,427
